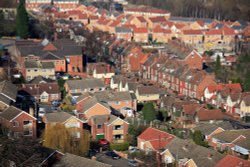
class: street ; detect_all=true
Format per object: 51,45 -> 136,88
95,152 -> 129,167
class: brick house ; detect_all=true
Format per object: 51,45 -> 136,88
0,106 -> 37,139
240,94 -> 250,118
88,115 -> 129,143
152,27 -> 172,43
214,155 -> 250,167
64,78 -> 105,97
79,97 -> 111,120
129,16 -> 148,28
126,47 -> 148,73
135,86 -> 160,103
15,39 -> 83,75
181,29 -> 204,45
137,127 -> 175,152
75,92 -> 92,112
115,27 -> 133,41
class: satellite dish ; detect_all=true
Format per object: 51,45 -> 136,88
41,38 -> 49,46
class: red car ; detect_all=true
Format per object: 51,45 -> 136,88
98,139 -> 109,146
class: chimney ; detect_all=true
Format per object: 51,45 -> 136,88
228,80 -> 232,84
29,107 -> 34,117
106,115 -> 110,122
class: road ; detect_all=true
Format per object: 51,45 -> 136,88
95,152 -> 129,167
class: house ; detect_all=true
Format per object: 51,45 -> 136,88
161,137 -> 224,167
0,80 -> 17,111
15,39 -> 83,75
193,121 -> 234,140
43,112 -> 84,138
18,82 -> 61,103
240,94 -> 250,118
23,60 -> 55,81
86,63 -> 115,84
214,155 -> 250,167
203,83 -> 242,104
0,106 -> 37,138
64,78 -> 105,97
129,16 -> 148,28
147,16 -> 167,29
133,27 -> 148,43
53,153 -> 112,167
79,97 -> 111,120
74,92 -> 92,112
137,127 -> 175,152
124,7 -> 170,18
115,27 -> 132,41
181,29 -> 203,45
209,129 -> 250,159
135,86 -> 160,102
126,47 -> 148,73
152,27 -> 172,43
89,114 -> 129,143
194,108 -> 226,123
94,91 -> 137,114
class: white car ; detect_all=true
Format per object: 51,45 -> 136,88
121,107 -> 134,117
38,108 -> 46,117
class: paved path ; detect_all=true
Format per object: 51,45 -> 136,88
96,152 -> 129,167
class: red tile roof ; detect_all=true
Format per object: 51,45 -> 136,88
149,16 -> 167,23
138,127 -> 175,150
214,155 -> 250,167
196,108 -> 226,121
196,19 -> 205,27
152,27 -> 171,34
205,29 -> 222,35
183,29 -> 203,35
222,26 -> 236,35
133,27 -> 148,34
182,104 -> 200,115
136,16 -> 147,23
207,83 -> 242,93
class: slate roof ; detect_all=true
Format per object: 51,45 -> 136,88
18,83 -> 60,96
41,62 -> 54,69
44,112 -> 73,123
137,86 -> 159,95
53,153 -> 112,167
212,129 -> 250,149
29,76 -> 52,84
115,27 -> 132,33
194,121 -> 234,136
0,106 -> 33,121
94,91 -> 132,102
83,97 -> 111,112
164,138 -> 224,167
66,79 -> 105,90
0,94 -> 11,106
0,80 -> 17,101
76,92 -> 92,103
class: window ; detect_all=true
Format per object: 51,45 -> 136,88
113,134 -> 123,139
114,125 -> 122,130
23,130 -> 32,136
97,125 -> 102,129
27,70 -> 30,72
89,88 -> 94,92
13,121 -> 19,127
34,69 -> 38,72
115,101 -> 120,105
99,88 -> 103,91
23,120 -> 31,126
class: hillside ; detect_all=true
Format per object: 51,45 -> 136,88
128,0 -> 250,21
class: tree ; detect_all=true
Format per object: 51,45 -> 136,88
243,70 -> 250,91
142,102 -> 157,122
127,124 -> 147,146
42,123 -> 90,156
192,130 -> 203,145
16,0 -> 28,38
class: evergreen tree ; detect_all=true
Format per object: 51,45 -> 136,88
215,55 -> 221,80
193,130 -> 203,145
142,102 -> 156,122
243,71 -> 250,91
16,0 -> 29,38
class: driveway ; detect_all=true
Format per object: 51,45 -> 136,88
95,152 -> 129,167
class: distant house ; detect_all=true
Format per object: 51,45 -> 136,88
115,27 -> 133,41
64,79 -> 105,97
0,80 -> 17,111
0,106 -> 37,139
135,86 -> 160,102
23,60 -> 55,81
89,114 -> 129,143
86,63 -> 115,84
240,94 -> 250,118
18,82 -> 61,103
137,127 -> 175,152
133,27 -> 148,43
75,92 -> 92,112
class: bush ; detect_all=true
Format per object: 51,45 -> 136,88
110,142 -> 129,151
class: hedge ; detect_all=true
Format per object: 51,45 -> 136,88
110,142 -> 129,151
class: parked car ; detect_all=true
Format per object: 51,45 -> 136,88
51,106 -> 58,111
38,108 -> 46,117
52,100 -> 61,106
98,139 -> 109,146
128,159 -> 139,167
128,146 -> 139,153
105,151 -> 121,159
